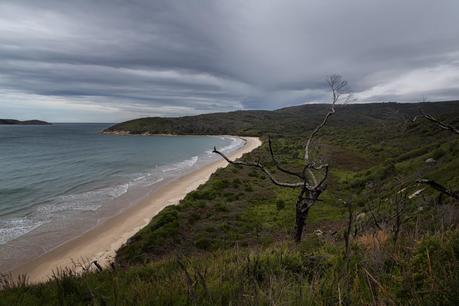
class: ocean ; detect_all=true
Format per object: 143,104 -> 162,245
0,123 -> 242,271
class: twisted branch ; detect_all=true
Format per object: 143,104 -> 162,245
420,109 -> 459,135
304,106 -> 336,162
212,74 -> 347,242
213,147 -> 304,189
268,137 -> 304,179
315,165 -> 329,190
417,179 -> 459,200
303,75 -> 348,186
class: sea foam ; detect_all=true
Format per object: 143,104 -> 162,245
0,125 -> 237,254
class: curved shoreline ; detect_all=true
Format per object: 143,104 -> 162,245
11,136 -> 262,283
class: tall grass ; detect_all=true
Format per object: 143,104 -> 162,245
1,227 -> 458,305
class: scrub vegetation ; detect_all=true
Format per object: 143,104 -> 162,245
1,100 -> 459,305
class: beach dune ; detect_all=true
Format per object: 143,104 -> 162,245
12,137 -> 261,283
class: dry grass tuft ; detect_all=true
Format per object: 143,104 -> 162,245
0,273 -> 29,290
356,230 -> 389,252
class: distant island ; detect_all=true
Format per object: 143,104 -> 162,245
0,119 -> 51,125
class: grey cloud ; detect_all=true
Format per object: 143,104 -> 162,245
0,0 -> 458,121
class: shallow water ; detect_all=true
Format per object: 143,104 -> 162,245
0,123 -> 242,271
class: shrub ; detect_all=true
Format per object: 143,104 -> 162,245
432,147 -> 446,160
195,238 -> 212,250
150,206 -> 179,231
276,199 -> 285,210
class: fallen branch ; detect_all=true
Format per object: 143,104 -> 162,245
416,179 -> 459,200
420,109 -> 459,135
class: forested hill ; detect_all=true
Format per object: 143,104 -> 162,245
104,101 -> 459,136
0,119 -> 50,125
1,100 -> 458,305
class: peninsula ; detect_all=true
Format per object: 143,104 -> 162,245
0,119 -> 50,125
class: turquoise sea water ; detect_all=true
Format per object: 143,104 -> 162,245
0,123 -> 241,270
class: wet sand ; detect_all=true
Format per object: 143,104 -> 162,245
11,136 -> 262,283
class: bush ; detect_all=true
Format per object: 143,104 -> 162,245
432,147 -> 446,160
276,199 -> 285,210
245,184 -> 253,192
190,189 -> 216,200
195,238 -> 212,250
150,206 -> 179,231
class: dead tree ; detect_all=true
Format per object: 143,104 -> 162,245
213,75 -> 350,242
343,200 -> 354,260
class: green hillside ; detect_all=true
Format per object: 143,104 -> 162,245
104,101 -> 459,136
2,101 -> 459,305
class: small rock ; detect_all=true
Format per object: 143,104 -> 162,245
314,229 -> 323,236
425,158 -> 436,164
366,181 -> 375,189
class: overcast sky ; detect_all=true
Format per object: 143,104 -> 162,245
1,0 -> 459,122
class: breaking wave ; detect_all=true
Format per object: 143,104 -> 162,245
161,155 -> 199,173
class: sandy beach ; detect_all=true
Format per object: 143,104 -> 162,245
11,136 -> 261,283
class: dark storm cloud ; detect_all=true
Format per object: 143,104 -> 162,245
0,0 -> 458,121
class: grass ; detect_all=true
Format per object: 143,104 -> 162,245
1,101 -> 458,305
2,230 -> 457,305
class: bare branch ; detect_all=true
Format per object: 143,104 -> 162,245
268,137 -> 304,179
213,147 -> 304,189
304,108 -> 335,162
315,165 -> 329,190
92,260 -> 103,272
307,162 -> 328,170
327,74 -> 348,103
365,201 -> 383,231
417,179 -> 459,200
212,74 -> 348,242
419,109 -> 459,135
304,74 -> 349,162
